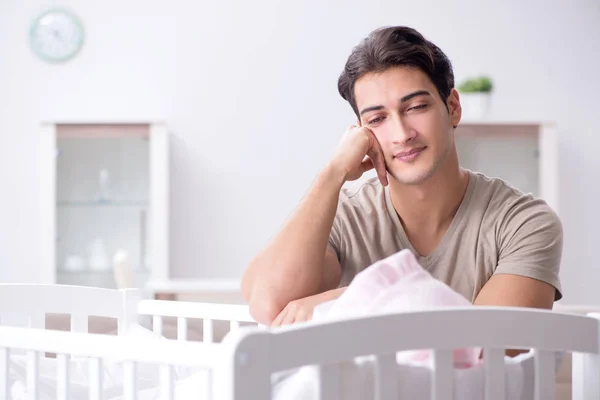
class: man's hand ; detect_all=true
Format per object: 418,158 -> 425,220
329,125 -> 388,186
271,287 -> 347,326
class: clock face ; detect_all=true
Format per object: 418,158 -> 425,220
29,8 -> 84,63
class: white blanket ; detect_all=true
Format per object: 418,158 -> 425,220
7,343 -> 563,400
271,352 -> 529,400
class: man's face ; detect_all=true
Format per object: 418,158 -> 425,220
354,67 -> 461,185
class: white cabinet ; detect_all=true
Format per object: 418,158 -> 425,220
455,122 -> 559,214
39,123 -> 170,289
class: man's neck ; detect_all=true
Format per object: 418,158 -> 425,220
389,161 -> 470,234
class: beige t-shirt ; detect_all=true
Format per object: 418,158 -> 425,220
327,170 -> 563,302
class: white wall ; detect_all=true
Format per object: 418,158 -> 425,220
0,0 -> 598,304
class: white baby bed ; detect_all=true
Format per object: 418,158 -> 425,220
1,284 -> 600,400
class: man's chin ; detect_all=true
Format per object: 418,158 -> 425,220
388,167 -> 436,186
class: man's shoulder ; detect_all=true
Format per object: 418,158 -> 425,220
470,170 -> 561,231
338,177 -> 387,213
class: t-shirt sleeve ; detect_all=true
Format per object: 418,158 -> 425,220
495,199 -> 563,300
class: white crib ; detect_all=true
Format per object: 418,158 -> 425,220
1,284 -> 599,399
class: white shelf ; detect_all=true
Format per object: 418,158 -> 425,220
553,304 -> 600,314
458,120 -> 557,127
145,279 -> 241,294
57,201 -> 148,208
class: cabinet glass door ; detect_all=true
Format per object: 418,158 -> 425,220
55,125 -> 150,288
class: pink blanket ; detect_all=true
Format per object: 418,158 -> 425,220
316,249 -> 480,368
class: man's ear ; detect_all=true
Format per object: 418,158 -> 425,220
448,89 -> 462,128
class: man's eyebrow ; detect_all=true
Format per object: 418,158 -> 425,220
359,105 -> 384,116
400,90 -> 431,103
359,90 -> 432,116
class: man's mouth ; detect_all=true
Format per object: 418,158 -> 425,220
394,146 -> 426,162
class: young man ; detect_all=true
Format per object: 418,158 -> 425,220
241,26 -> 562,327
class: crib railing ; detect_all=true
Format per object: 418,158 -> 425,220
0,325 -> 217,400
0,284 -> 260,343
0,284 -> 139,334
218,307 -> 600,400
137,299 -> 257,342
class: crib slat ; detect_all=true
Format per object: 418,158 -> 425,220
432,349 -> 454,400
206,369 -> 213,400
124,361 -> 137,400
57,354 -> 69,400
230,320 -> 240,332
0,348 -> 8,400
534,349 -> 555,400
374,354 -> 398,400
572,351 -> 586,400
70,314 -> 88,333
29,313 -> 45,329
484,348 -> 505,400
89,358 -> 103,400
159,364 -> 174,400
27,350 -> 39,400
318,362 -> 341,400
580,311 -> 600,397
153,315 -> 163,336
177,317 -> 188,341
203,318 -> 214,343
572,345 -> 600,398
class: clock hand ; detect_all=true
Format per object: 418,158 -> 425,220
53,29 -> 62,42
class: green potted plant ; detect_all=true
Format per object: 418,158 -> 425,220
457,76 -> 493,120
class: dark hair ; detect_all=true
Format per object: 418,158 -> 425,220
338,26 -> 455,118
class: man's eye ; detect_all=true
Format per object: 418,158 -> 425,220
408,104 -> 428,112
368,117 -> 384,124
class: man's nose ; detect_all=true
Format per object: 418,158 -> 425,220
390,115 -> 415,144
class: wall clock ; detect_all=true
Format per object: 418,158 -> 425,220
29,8 -> 84,63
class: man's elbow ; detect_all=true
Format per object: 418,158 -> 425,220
241,257 -> 286,324
241,272 -> 253,304
248,294 -> 284,325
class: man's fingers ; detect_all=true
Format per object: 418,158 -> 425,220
272,307 -> 287,327
282,311 -> 296,326
367,148 -> 388,186
303,310 -> 313,321
360,157 -> 375,174
362,128 -> 388,186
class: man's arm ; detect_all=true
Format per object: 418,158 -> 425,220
474,199 -> 562,356
473,274 -> 555,309
241,126 -> 388,325
241,167 -> 345,325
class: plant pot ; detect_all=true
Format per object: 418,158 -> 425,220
459,92 -> 491,120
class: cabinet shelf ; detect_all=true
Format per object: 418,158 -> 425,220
57,201 -> 148,208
